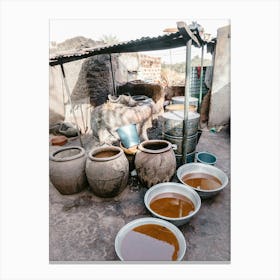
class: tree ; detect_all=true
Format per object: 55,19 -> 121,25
99,34 -> 119,45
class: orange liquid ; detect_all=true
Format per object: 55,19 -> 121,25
182,172 -> 222,190
150,193 -> 195,218
121,224 -> 179,261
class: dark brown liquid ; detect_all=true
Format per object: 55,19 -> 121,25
93,150 -> 119,158
182,172 -> 222,190
121,224 -> 179,261
143,143 -> 168,150
150,193 -> 195,218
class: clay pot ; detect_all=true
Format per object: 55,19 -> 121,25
49,146 -> 87,195
135,140 -> 176,188
86,146 -> 129,198
119,142 -> 137,171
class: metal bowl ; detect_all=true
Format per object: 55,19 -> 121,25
114,217 -> 186,261
177,163 -> 229,198
144,182 -> 201,226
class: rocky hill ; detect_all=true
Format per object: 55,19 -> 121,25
50,36 -> 104,56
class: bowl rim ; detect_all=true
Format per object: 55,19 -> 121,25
114,217 -> 186,261
196,151 -> 217,164
49,146 -> 85,162
176,163 -> 228,193
144,182 -> 201,221
88,146 -> 124,162
138,139 -> 172,154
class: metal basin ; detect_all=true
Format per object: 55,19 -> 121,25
115,217 -> 186,261
176,163 -> 229,198
144,182 -> 201,226
162,111 -> 200,137
163,132 -> 197,154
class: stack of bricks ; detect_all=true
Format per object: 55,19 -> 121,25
138,54 -> 161,83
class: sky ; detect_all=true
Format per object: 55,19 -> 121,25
50,18 -> 229,63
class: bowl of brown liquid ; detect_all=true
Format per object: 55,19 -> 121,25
144,182 -> 201,226
177,163 -> 229,198
114,217 -> 186,261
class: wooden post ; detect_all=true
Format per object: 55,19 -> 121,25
60,64 -> 84,147
181,39 -> 192,164
109,54 -> 116,96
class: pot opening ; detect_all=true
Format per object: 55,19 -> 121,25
93,149 -> 120,158
54,148 -> 81,159
143,142 -> 168,151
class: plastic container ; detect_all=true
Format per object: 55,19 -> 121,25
196,151 -> 217,165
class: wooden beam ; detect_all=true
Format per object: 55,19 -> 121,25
176,21 -> 201,47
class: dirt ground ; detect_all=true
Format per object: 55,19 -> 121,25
49,120 -> 230,262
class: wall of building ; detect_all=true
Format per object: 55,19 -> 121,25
208,25 -> 231,127
49,52 -> 162,132
49,59 -> 88,131
49,66 -> 65,124
138,54 -> 161,83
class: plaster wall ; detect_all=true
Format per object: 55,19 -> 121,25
208,25 -> 231,127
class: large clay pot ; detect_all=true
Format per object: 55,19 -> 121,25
86,146 -> 129,198
135,140 -> 176,188
49,146 -> 87,195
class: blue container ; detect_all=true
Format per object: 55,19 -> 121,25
117,124 -> 140,149
196,151 -> 217,165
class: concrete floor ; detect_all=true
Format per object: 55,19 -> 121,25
49,126 -> 230,262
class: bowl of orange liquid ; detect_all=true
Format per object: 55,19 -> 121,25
144,182 -> 201,226
177,163 -> 229,198
115,217 -> 186,261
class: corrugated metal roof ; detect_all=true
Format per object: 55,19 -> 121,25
49,28 -> 205,66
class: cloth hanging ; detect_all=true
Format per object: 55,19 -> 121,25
196,66 -> 201,79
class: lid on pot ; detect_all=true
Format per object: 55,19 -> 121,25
171,96 -> 198,103
162,111 -> 200,121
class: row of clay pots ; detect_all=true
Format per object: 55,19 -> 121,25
49,139 -> 177,197
49,145 -> 129,197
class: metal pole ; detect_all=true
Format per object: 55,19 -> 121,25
182,39 -> 192,164
109,54 -> 116,96
60,64 -> 84,147
198,44 -> 204,112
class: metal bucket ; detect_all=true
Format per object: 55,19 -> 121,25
117,124 -> 140,148
162,111 -> 200,137
175,151 -> 196,168
171,96 -> 198,107
163,132 -> 198,155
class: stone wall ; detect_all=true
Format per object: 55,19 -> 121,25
71,54 -> 115,107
